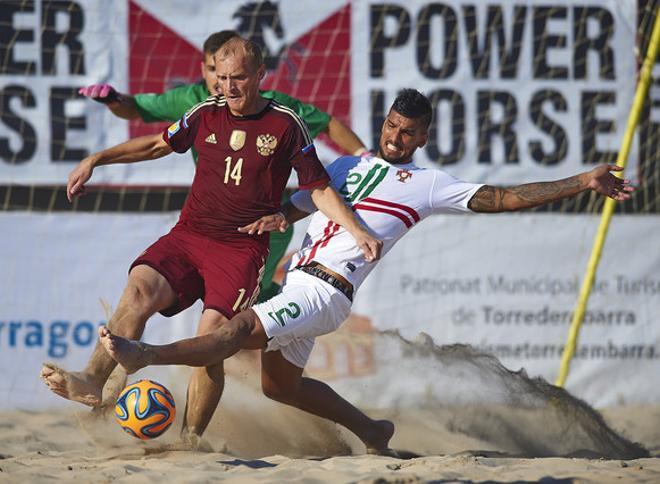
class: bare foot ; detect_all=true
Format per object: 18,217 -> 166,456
40,363 -> 103,407
364,419 -> 397,456
98,326 -> 150,374
179,428 -> 218,453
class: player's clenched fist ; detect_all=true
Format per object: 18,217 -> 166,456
78,84 -> 120,104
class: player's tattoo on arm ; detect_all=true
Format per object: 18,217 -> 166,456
468,186 -> 505,212
508,177 -> 584,206
469,176 -> 586,213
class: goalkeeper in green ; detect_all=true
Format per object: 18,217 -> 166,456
79,30 -> 369,302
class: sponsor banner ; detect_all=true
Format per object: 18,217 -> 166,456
0,0 -> 348,185
0,213 -> 201,409
1,213 -> 657,409
0,0 -> 641,185
325,214 -> 657,408
352,0 -> 638,184
0,0 -> 138,184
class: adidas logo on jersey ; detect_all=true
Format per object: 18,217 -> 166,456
205,133 -> 217,144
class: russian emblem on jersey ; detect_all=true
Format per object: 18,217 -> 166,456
230,130 -> 246,151
167,120 -> 181,138
205,133 -> 217,144
256,134 -> 278,156
396,169 -> 413,183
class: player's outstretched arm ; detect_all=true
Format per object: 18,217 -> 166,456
467,165 -> 635,213
79,84 -> 141,120
67,134 -> 173,201
310,184 -> 383,261
325,116 -> 369,156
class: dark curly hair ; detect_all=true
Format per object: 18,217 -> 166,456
391,89 -> 433,129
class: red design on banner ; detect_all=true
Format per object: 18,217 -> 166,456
129,1 -> 204,137
128,1 -> 352,147
261,4 -> 352,141
307,313 -> 376,381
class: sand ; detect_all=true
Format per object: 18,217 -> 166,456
4,336 -> 659,482
1,397 -> 658,482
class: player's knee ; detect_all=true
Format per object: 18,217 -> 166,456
122,281 -> 159,316
261,380 -> 297,405
223,311 -> 266,349
124,270 -> 172,315
232,313 -> 258,339
261,384 -> 287,404
206,317 -> 253,346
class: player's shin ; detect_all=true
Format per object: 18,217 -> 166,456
147,311 -> 262,367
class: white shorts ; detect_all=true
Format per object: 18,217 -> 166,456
252,270 -> 352,368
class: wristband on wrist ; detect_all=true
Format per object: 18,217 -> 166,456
95,90 -> 120,105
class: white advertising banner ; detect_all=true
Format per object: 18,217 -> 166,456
0,0 -> 348,185
351,0 -> 638,184
0,212 -> 202,409
0,0 -> 138,184
336,213 -> 660,408
0,0 -> 641,185
1,212 -> 658,409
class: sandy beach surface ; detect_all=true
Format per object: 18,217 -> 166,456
1,391 -> 658,483
4,335 -> 659,483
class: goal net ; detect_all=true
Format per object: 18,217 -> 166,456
0,0 -> 657,214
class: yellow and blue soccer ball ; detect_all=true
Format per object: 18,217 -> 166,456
114,379 -> 176,440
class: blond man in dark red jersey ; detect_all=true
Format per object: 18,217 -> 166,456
40,38 -> 381,443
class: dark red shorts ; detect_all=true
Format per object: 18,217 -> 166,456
131,229 -> 267,318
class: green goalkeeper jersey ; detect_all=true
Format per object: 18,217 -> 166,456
134,81 -> 331,137
134,82 -> 330,302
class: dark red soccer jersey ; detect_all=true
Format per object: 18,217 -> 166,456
162,96 -> 330,244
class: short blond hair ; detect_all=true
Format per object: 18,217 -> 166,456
215,37 -> 264,72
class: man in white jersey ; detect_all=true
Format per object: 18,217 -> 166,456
97,89 -> 634,454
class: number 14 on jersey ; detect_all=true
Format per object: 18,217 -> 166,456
224,156 -> 243,185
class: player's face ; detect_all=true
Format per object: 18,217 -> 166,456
215,53 -> 265,116
378,110 -> 428,164
201,53 -> 221,95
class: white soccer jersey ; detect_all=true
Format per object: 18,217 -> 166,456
289,154 -> 483,290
